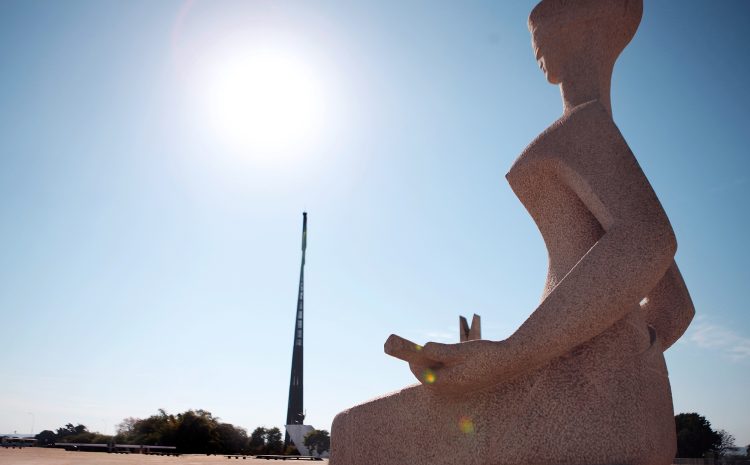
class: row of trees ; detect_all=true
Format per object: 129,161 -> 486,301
35,423 -> 110,446
675,413 -> 746,459
115,409 -> 250,454
34,409 -> 330,456
36,410 -> 740,458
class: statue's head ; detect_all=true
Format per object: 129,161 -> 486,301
528,0 -> 643,84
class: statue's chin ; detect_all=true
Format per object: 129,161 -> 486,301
545,73 -> 561,85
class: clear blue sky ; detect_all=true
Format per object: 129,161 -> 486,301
1,0 -> 748,446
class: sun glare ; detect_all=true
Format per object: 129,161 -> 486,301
197,47 -> 324,155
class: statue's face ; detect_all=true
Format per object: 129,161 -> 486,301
529,0 -> 641,86
530,23 -> 565,85
530,14 -> 599,86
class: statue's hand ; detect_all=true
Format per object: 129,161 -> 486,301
408,340 -> 517,395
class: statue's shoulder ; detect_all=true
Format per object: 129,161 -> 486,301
506,100 -> 624,179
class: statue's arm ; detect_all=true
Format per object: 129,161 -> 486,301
413,104 -> 688,394
642,261 -> 695,350
506,108 -> 677,371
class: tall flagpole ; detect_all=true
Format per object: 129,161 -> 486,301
285,212 -> 307,447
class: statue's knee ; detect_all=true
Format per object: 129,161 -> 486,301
331,410 -> 349,439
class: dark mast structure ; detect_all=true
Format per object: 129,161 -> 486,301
285,212 -> 307,446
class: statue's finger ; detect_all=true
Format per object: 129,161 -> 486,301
422,342 -> 461,362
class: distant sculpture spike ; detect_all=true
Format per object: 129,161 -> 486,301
285,212 -> 307,447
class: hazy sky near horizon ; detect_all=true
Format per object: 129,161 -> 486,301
1,0 -> 749,446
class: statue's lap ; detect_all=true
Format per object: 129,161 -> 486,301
331,315 -> 676,465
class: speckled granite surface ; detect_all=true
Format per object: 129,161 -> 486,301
331,1 -> 694,464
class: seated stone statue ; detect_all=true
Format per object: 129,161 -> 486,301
330,1 -> 695,464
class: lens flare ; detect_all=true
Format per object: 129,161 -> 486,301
423,369 -> 436,384
458,416 -> 475,434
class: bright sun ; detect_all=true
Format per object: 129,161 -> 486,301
198,47 -> 324,154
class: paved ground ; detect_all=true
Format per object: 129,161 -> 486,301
0,448 -> 327,465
